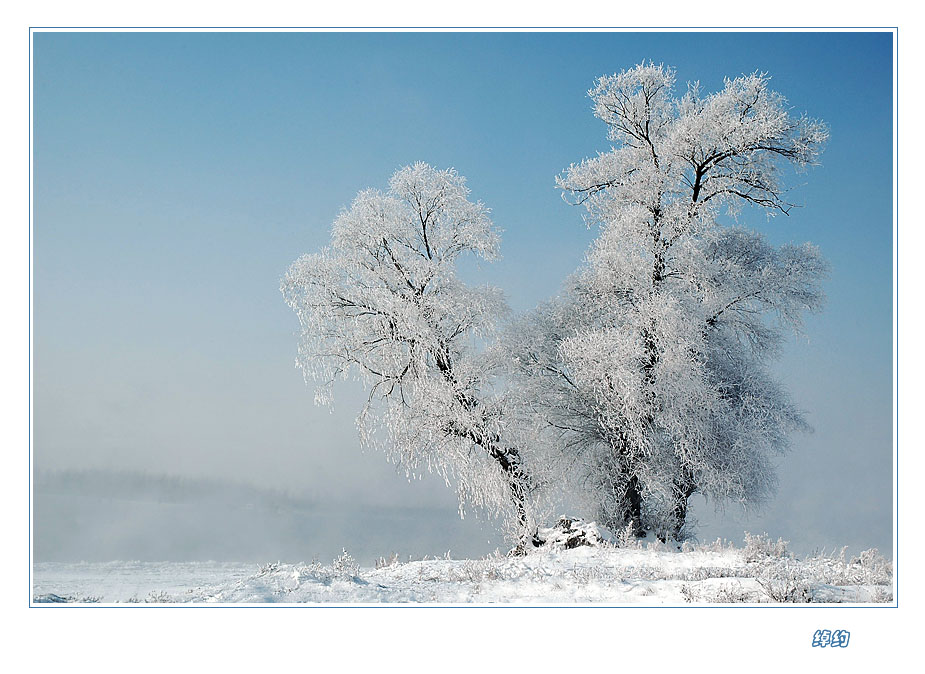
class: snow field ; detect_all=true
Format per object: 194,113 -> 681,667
33,535 -> 892,605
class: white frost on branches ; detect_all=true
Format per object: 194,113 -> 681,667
282,163 -> 533,541
508,63 -> 829,540
282,64 -> 830,548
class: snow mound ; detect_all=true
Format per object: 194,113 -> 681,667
533,517 -> 605,550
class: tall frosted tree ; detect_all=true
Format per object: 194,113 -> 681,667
508,64 -> 829,540
282,163 -> 534,545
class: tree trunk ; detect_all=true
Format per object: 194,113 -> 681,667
434,341 -> 534,551
672,473 -> 697,539
626,474 -> 645,537
487,443 -> 535,554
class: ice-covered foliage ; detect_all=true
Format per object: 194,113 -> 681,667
282,163 -> 533,543
507,63 -> 828,539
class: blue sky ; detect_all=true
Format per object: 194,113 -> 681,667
32,31 -> 894,558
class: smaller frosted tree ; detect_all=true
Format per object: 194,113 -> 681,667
508,64 -> 829,540
282,163 -> 534,544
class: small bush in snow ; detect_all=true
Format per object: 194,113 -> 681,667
144,590 -> 172,603
457,559 -> 503,583
681,538 -> 735,554
615,522 -> 644,549
871,586 -> 893,603
376,552 -> 401,570
742,532 -> 792,562
257,561 -> 282,576
756,560 -> 813,603
568,566 -> 610,584
795,547 -> 892,587
672,566 -> 748,582
681,583 -> 758,604
851,549 -> 892,584
332,548 -> 360,579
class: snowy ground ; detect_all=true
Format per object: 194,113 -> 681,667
32,533 -> 893,605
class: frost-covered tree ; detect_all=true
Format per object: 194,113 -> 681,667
282,163 -> 534,545
508,64 -> 829,540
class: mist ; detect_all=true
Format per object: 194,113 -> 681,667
33,469 -> 500,565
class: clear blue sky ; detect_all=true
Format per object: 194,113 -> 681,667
32,31 -> 893,559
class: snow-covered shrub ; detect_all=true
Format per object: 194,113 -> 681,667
331,549 -> 360,579
871,586 -> 893,603
568,566 -> 610,583
796,547 -> 892,587
376,552 -> 401,570
742,532 -> 792,562
672,566 -> 748,582
615,522 -> 644,549
305,559 -> 324,576
680,537 -> 735,554
851,548 -> 892,585
257,561 -> 282,576
681,583 -> 758,603
457,559 -> 503,583
755,560 -> 813,603
709,584 -> 759,603
144,590 -> 172,603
